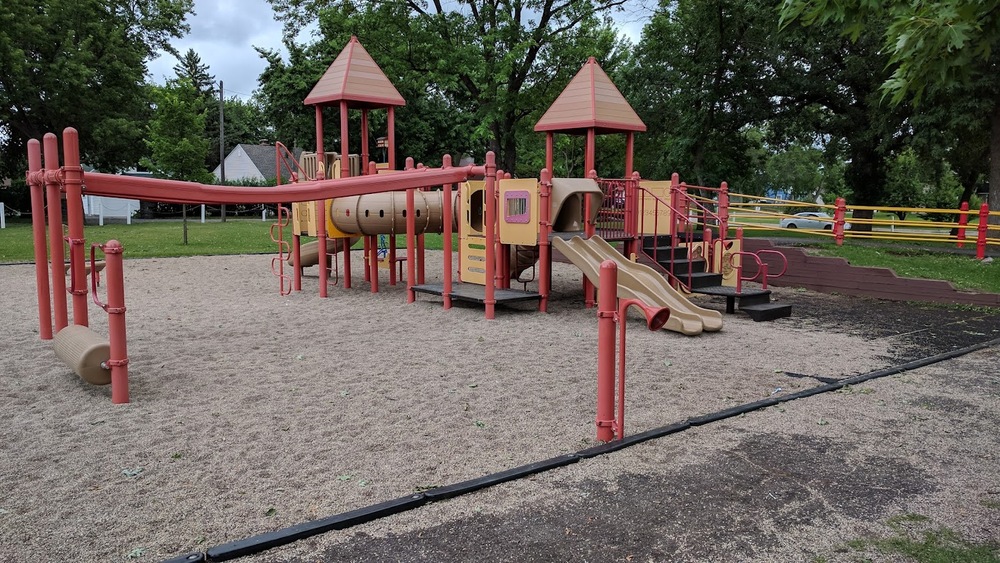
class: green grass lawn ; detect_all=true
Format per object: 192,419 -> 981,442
1,218 -> 996,293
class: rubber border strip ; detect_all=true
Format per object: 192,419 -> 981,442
163,337 -> 999,562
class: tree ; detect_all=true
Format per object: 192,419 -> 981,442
0,0 -> 193,180
141,80 -> 212,182
173,48 -> 216,98
779,0 -> 1000,226
263,0 -> 629,175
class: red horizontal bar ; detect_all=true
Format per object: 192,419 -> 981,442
82,165 -> 483,205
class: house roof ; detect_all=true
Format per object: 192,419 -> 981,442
237,144 -> 303,183
534,57 -> 645,134
303,36 -> 406,109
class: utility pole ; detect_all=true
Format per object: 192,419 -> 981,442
219,80 -> 226,222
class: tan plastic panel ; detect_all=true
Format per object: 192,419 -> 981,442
549,178 -> 603,232
498,178 -> 539,245
713,238 -> 742,287
637,180 -> 673,236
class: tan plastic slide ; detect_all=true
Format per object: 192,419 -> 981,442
552,236 -> 723,336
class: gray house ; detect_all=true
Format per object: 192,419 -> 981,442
213,144 -> 303,184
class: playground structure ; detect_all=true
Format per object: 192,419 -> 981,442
24,37 -> 797,419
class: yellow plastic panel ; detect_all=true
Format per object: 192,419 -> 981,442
460,181 -> 485,238
460,235 -> 487,285
638,180 -> 673,236
498,179 -> 538,245
713,238 -> 742,287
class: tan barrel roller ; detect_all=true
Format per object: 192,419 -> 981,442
292,237 -> 361,267
53,325 -> 111,385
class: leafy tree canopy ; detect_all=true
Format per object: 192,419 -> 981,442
0,0 -> 193,179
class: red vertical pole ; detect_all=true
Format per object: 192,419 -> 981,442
834,197 -> 847,246
102,240 -> 129,404
340,101 -> 352,290
361,109 -> 369,174
735,227 -> 745,294
43,133 -> 68,332
368,235 -> 379,293
405,158 -> 417,303
538,168 -> 552,312
363,237 -> 371,282
292,233 -> 302,292
389,234 -> 398,285
669,172 -> 680,247
495,170 -> 506,291
976,203 -> 989,260
27,139 -> 52,340
957,201 -> 969,248
62,128 -> 88,327
718,181 -> 729,242
442,155 -> 454,309
546,133 -> 554,177
583,169 -> 598,308
314,105 -> 328,298
625,132 -> 634,178
596,260 -> 617,442
388,106 -> 396,170
484,152 -> 497,320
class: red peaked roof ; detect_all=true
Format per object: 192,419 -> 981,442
534,57 -> 645,134
303,36 -> 406,109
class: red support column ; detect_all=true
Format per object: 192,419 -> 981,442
546,132 -> 554,179
62,128 -> 88,327
583,169 -> 598,308
340,100 -> 352,290
538,169 -> 552,312
361,109 -> 369,174
625,132 -> 634,178
596,260 -> 617,442
388,106 -> 396,170
484,152 -> 497,320
315,105 -> 328,298
102,240 -> 130,404
292,234 -> 302,292
977,203 -> 989,260
442,155 -> 454,309
363,237 -> 371,282
27,139 -> 52,340
368,235 -> 379,293
718,181 -> 729,242
43,133 -> 68,331
957,201 -> 969,248
389,234 -> 398,286
405,158 -> 417,303
834,197 -> 847,246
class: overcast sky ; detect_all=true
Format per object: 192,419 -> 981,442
146,0 -> 653,100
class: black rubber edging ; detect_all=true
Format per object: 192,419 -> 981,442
163,337 -> 999,562
204,494 -> 427,561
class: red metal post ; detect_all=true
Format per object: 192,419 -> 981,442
669,173 -> 680,247
833,197 -> 847,246
545,132 -> 554,177
718,181 -> 729,242
484,152 -> 497,320
443,155 -> 454,309
389,234 -> 398,286
340,100 -> 352,290
292,233 -> 302,291
625,132 -> 634,178
735,227 -> 745,293
388,106 -> 396,170
27,139 -> 52,340
102,240 -> 129,404
363,237 -> 371,282
315,105 -> 328,298
62,128 -> 88,327
368,235 -> 379,293
977,203 -> 989,260
43,133 -> 69,332
596,260 -> 617,442
957,201 -> 969,248
405,158 -> 417,303
361,109 -> 369,174
538,168 -> 552,312
583,170 -> 598,308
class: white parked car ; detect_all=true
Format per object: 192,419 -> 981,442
779,211 -> 851,230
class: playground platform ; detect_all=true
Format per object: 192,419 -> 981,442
411,282 -> 542,305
